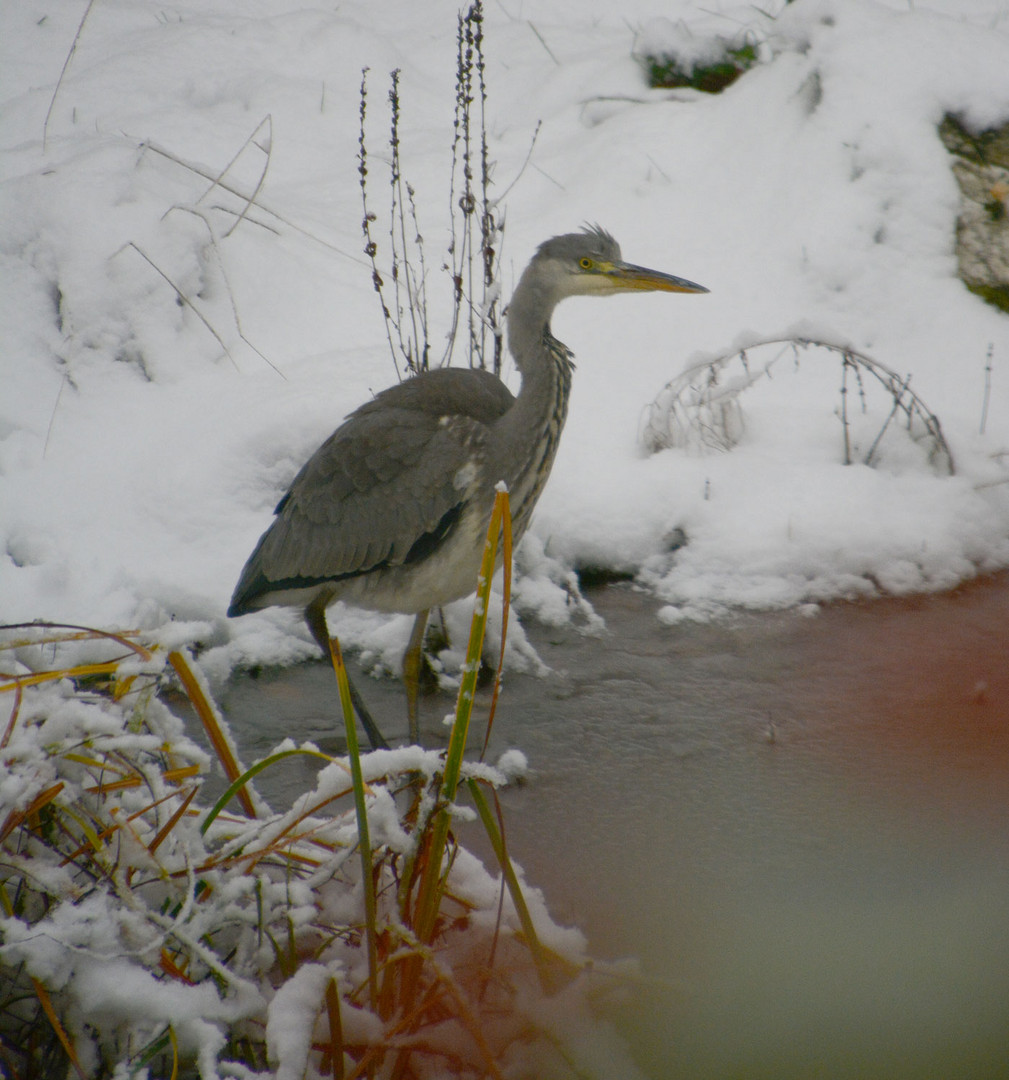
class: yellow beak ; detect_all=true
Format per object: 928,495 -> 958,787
601,259 -> 708,294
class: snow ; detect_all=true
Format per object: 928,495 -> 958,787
3,0 -> 1009,1074
265,963 -> 332,1080
4,0 -> 1009,680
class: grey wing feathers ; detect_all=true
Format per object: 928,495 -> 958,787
228,368 -> 514,614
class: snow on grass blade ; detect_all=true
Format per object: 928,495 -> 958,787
411,488 -> 512,954
30,976 -> 88,1080
169,648 -> 257,820
403,488 -> 554,1013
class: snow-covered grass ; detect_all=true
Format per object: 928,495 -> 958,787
1,497 -> 639,1078
3,0 -> 1009,1075
1,612 -> 639,1078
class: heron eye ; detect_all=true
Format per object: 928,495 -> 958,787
579,257 -> 594,270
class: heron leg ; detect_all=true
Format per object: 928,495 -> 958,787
305,600 -> 390,752
402,609 -> 430,746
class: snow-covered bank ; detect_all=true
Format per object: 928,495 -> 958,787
3,0 -> 1009,674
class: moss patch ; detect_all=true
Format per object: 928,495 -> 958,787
643,43 -> 757,94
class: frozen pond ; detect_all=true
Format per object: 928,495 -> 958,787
220,575 -> 1009,1078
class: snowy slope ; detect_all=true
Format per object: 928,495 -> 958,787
3,0 -> 1009,676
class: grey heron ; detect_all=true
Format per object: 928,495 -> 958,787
228,226 -> 707,747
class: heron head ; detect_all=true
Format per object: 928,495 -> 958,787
535,224 -> 708,299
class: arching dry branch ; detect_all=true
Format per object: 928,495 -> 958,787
641,337 -> 954,475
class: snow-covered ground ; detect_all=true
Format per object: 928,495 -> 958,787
3,0 -> 1009,677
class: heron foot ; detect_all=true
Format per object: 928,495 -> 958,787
402,609 -> 430,746
345,673 -> 390,751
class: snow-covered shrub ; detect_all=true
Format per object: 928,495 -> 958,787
641,336 -> 954,476
0,625 -> 634,1079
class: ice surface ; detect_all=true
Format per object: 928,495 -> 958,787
2,0 -> 1009,664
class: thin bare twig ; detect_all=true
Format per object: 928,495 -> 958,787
141,140 -> 366,266
527,21 -> 560,64
980,342 -> 994,436
43,372 -> 70,459
496,119 -> 542,203
43,0 -> 98,152
840,352 -> 852,465
118,241 -> 240,371
224,115 -> 273,239
388,70 -> 428,372
863,372 -> 912,467
358,2 -> 506,380
359,68 -> 403,382
160,205 -> 286,378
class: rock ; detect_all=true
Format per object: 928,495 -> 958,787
940,114 -> 1009,314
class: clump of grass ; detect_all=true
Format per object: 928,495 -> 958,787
0,498 -> 611,1079
966,282 -> 1009,314
643,41 -> 757,94
631,12 -> 765,96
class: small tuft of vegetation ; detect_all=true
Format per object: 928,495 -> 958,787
967,282 -> 1009,314
940,114 -> 1009,170
643,42 -> 757,94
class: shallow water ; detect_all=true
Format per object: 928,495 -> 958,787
221,575 -> 1009,1079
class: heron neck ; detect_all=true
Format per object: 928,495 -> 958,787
494,267 -> 573,534
506,261 -> 562,368
505,260 -> 573,422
